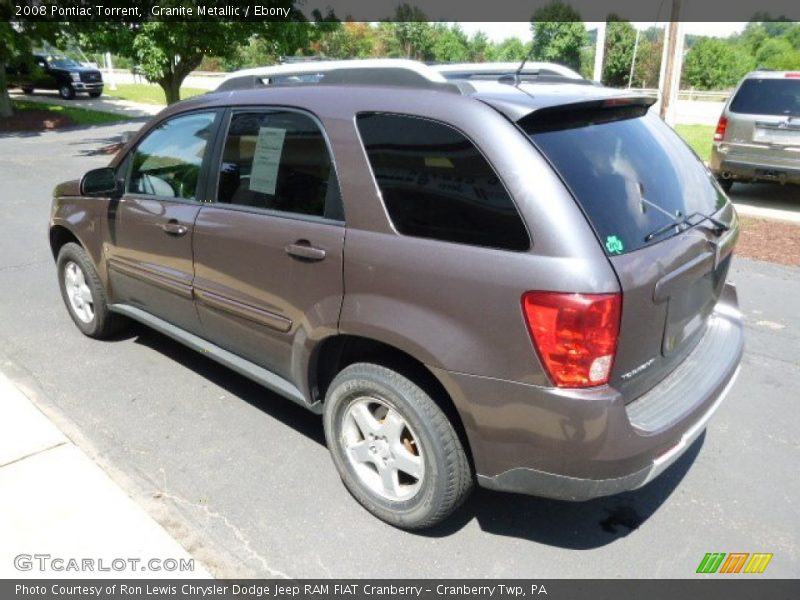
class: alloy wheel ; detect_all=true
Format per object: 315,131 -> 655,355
341,396 -> 425,501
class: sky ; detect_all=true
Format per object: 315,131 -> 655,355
457,22 -> 748,43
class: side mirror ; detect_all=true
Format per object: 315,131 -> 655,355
80,167 -> 120,197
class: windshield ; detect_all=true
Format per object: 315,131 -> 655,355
526,112 -> 727,255
46,56 -> 81,69
729,78 -> 800,117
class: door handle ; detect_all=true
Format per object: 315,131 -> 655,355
285,240 -> 326,262
162,220 -> 188,236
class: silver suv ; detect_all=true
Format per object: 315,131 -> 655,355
710,70 -> 800,191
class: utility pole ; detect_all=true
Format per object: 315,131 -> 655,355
659,0 -> 682,122
593,21 -> 606,83
104,52 -> 117,91
627,29 -> 641,88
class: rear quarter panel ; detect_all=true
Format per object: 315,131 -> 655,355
306,87 -> 621,383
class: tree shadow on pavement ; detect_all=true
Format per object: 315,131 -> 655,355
0,119 -> 146,141
128,322 -> 326,446
124,320 -> 704,550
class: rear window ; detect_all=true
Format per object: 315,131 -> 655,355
729,78 -> 800,117
357,113 -> 529,251
525,111 -> 726,255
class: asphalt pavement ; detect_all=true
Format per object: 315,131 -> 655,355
0,123 -> 798,578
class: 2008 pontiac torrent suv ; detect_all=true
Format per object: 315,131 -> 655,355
50,60 -> 743,529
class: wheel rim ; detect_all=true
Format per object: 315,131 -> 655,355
60,86 -> 71,98
63,261 -> 94,323
341,396 -> 425,502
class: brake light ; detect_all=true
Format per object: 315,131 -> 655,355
522,292 -> 621,388
603,98 -> 635,106
785,72 -> 800,78
714,116 -> 728,141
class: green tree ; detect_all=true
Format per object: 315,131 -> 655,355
0,20 -> 65,117
683,38 -> 755,90
741,22 -> 769,56
579,45 -> 594,79
315,21 -> 376,59
467,31 -> 491,62
755,37 -> 800,70
431,24 -> 470,63
390,5 -> 433,59
749,14 -> 794,38
373,22 -> 402,57
785,24 -> 800,50
602,16 -> 636,87
73,1 -> 326,104
632,34 -> 663,88
530,1 -> 587,71
486,37 -> 529,62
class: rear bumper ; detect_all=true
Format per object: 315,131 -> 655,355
433,283 -> 744,501
710,145 -> 800,185
476,365 -> 740,500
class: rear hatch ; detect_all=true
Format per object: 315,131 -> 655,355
723,75 -> 800,169
520,98 -> 738,402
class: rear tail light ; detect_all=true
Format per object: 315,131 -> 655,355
785,72 -> 800,78
522,292 -> 621,388
714,117 -> 728,142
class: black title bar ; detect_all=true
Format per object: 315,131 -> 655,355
5,0 -> 800,22
5,579 -> 800,600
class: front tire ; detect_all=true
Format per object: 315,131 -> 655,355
89,90 -> 102,98
22,87 -> 34,95
323,363 -> 472,529
58,84 -> 75,100
717,178 -> 733,193
57,242 -> 124,338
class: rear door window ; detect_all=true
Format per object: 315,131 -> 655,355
729,78 -> 800,117
524,111 -> 727,255
356,113 -> 529,251
217,111 -> 343,220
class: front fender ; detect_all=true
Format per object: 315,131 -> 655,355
50,192 -> 111,288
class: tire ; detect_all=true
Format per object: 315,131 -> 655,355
717,178 -> 733,193
58,84 -> 75,100
89,91 -> 102,98
22,87 -> 34,95
56,242 -> 124,338
323,362 -> 473,529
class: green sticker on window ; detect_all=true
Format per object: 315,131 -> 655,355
605,235 -> 624,254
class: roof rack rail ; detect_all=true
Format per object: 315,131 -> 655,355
432,61 -> 587,82
215,59 -> 468,94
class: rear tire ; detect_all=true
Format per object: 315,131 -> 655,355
58,84 -> 75,100
22,87 -> 34,95
323,362 -> 473,529
57,242 -> 124,338
717,178 -> 733,193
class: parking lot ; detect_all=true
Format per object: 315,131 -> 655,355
0,122 -> 798,578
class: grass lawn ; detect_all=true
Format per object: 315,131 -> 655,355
675,124 -> 715,162
104,84 -> 206,105
11,99 -> 131,126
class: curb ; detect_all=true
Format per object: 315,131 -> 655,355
0,371 -> 212,579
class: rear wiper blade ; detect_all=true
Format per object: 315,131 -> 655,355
644,212 -> 729,242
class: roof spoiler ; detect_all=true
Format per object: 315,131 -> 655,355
520,96 -> 657,133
